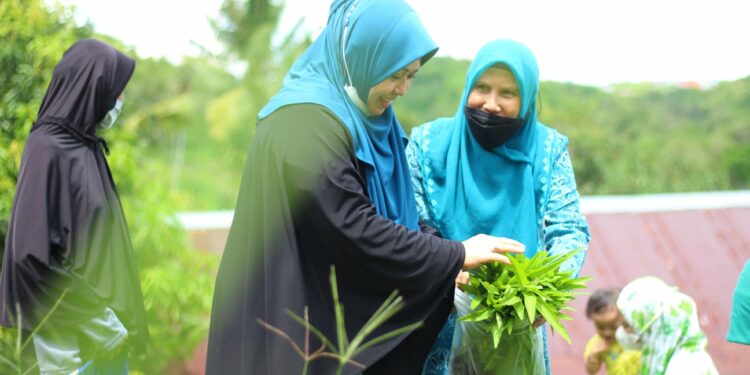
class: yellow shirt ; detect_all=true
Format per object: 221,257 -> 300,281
584,334 -> 641,375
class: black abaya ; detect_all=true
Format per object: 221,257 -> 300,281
0,39 -> 148,352
206,104 -> 464,374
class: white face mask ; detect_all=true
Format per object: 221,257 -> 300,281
615,325 -> 642,350
99,99 -> 124,130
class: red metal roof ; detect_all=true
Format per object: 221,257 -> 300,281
549,207 -> 750,374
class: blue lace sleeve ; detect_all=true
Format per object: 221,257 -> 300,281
406,128 -> 435,226
544,148 -> 590,277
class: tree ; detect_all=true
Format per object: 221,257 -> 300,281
205,0 -> 311,168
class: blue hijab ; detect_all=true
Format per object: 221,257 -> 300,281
413,40 -> 551,254
259,0 -> 437,230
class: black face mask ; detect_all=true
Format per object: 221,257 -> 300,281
464,106 -> 525,150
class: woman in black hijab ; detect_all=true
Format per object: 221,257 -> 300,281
0,39 -> 147,374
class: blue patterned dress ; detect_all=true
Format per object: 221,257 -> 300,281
406,39 -> 590,375
408,123 -> 590,374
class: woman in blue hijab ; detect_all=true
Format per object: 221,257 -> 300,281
206,2 -> 523,374
407,39 -> 590,374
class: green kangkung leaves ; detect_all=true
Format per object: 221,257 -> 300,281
460,249 -> 590,348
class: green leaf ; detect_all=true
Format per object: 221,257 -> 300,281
499,295 -> 521,307
460,307 -> 493,322
524,294 -> 537,325
481,280 -> 499,294
354,321 -> 423,355
492,325 -> 502,349
512,299 -> 525,320
537,301 -> 571,344
470,295 -> 484,310
559,313 -> 573,321
329,266 -> 349,353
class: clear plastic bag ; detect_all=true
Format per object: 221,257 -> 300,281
450,289 -> 546,375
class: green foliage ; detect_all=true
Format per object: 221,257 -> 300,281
213,0 -> 282,58
723,144 -> 750,186
0,291 -> 68,375
110,0 -> 312,211
259,266 -> 423,375
394,56 -> 470,130
460,250 -> 590,346
121,56 -> 243,209
210,0 -> 309,143
104,129 -> 220,373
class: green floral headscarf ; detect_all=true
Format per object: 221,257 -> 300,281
617,276 -> 717,375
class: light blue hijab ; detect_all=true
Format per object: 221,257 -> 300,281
259,0 -> 438,230
413,40 -> 550,254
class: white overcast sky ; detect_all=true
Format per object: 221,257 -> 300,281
56,0 -> 750,87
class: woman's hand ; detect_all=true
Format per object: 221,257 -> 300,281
533,316 -> 546,329
455,271 -> 470,287
461,234 -> 524,270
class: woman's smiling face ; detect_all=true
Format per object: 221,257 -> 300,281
366,59 -> 421,116
467,65 -> 521,119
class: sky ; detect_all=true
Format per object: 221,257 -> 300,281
56,0 -> 750,87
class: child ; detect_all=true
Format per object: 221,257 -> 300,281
584,289 -> 640,375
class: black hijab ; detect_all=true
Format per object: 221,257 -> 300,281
0,39 -> 148,352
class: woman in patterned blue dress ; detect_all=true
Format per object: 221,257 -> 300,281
406,39 -> 591,374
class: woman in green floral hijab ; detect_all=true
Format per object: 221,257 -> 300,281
616,276 -> 718,375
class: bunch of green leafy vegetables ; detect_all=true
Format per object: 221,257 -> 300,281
460,249 -> 590,348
